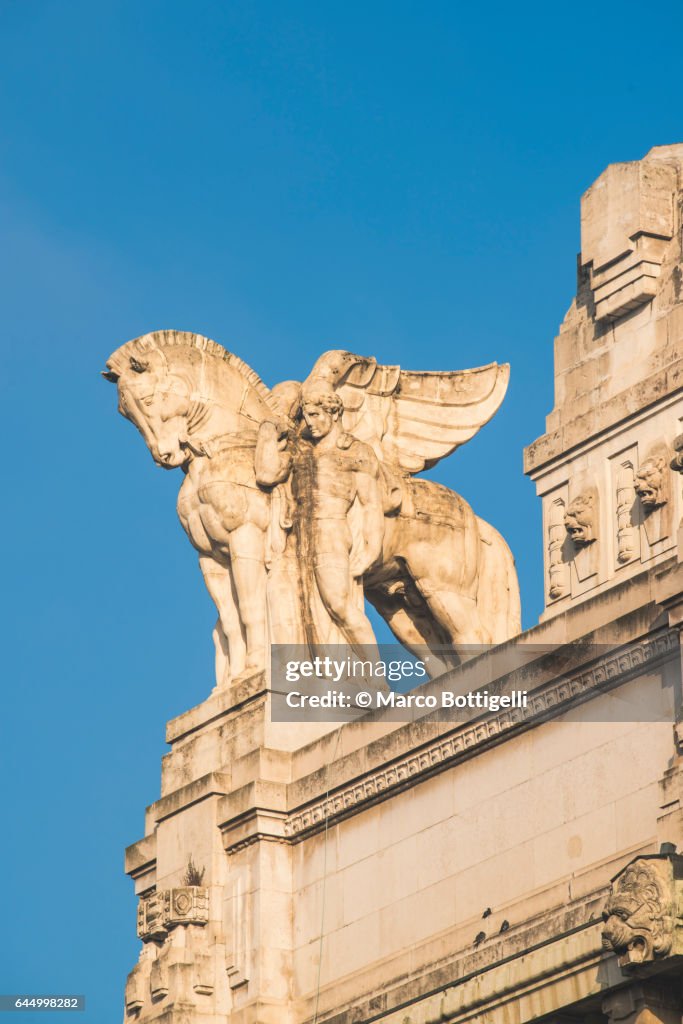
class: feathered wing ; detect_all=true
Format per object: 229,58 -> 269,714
304,351 -> 510,473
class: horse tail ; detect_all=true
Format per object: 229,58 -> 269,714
475,517 -> 521,644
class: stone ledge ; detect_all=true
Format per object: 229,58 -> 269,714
524,356 -> 683,475
145,771 -> 232,829
165,672 -> 268,744
127,559 -> 682,864
279,631 -> 677,842
206,628 -> 676,846
125,832 -> 157,877
308,895 -> 615,1024
296,839 -> 657,1024
217,779 -> 289,852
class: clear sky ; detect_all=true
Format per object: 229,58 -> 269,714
1,1 -> 682,1019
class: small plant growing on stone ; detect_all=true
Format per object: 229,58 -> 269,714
183,855 -> 205,887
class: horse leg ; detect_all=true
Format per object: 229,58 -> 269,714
366,586 -> 457,677
412,577 -> 492,651
396,511 -> 490,653
229,522 -> 267,677
199,555 -> 246,687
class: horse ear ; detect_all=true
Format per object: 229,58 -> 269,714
101,369 -> 119,383
130,356 -> 148,373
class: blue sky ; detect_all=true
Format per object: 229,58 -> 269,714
1,1 -> 682,1019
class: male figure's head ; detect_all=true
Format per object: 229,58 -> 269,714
301,381 -> 344,441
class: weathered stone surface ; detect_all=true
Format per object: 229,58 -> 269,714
114,146 -> 683,1024
118,556 -> 683,1022
525,145 -> 683,618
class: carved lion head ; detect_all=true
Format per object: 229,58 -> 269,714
602,862 -> 673,966
564,491 -> 597,546
635,456 -> 667,509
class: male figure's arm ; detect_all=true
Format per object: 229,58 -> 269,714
255,421 -> 292,487
351,443 -> 384,578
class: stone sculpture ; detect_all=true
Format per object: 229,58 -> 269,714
547,499 -> 570,600
564,491 -> 598,546
126,886 -> 213,1013
602,857 -> 683,968
104,330 -> 521,686
635,454 -> 669,510
635,448 -> 673,545
257,380 -> 384,660
616,463 -> 639,565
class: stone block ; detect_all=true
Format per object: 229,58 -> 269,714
533,805 -> 618,889
341,833 -> 419,925
581,155 -> 676,274
321,914 -> 382,982
336,804 -> 382,870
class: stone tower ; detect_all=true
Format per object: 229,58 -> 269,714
525,144 -> 683,616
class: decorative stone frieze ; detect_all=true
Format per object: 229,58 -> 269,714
276,632 -> 677,843
126,889 -> 213,1018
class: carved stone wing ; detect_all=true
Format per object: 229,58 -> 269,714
304,351 -> 510,474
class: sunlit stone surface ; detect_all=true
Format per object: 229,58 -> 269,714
111,145 -> 683,1024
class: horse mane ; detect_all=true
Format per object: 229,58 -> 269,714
106,329 -> 275,408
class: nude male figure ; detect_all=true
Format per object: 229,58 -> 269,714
256,381 -> 384,655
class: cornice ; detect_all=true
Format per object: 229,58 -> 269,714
282,630 -> 678,842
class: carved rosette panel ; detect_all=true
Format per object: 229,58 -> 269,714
137,886 -> 209,943
602,855 -> 683,970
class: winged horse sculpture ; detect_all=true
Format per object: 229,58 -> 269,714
104,331 -> 520,687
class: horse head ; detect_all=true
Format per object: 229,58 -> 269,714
103,330 -> 276,469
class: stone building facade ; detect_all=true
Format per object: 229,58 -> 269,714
123,145 -> 683,1024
